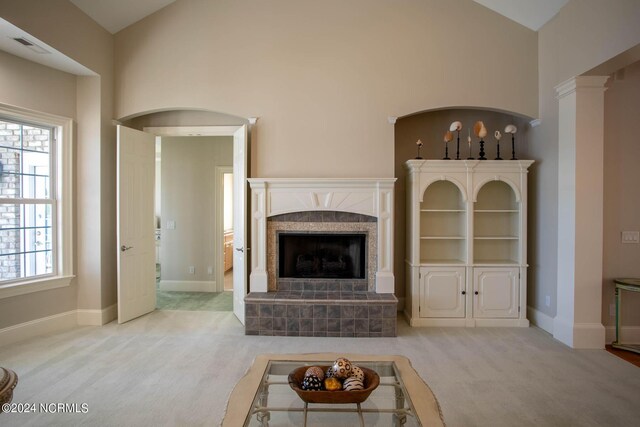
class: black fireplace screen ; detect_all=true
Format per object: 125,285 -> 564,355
278,233 -> 366,279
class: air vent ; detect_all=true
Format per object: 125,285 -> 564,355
12,37 -> 50,54
13,37 -> 33,46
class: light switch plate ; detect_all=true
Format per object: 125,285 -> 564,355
621,231 -> 639,244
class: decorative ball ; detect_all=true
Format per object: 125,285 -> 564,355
324,377 -> 342,391
342,377 -> 364,391
332,358 -> 352,379
350,366 -> 365,382
301,375 -> 323,391
305,366 -> 325,381
325,366 -> 335,378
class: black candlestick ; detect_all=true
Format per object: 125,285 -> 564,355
495,140 -> 502,160
478,139 -> 486,160
456,131 -> 460,160
415,145 -> 423,159
443,142 -> 450,160
511,134 -> 517,160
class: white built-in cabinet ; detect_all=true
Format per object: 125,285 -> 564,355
405,159 -> 533,327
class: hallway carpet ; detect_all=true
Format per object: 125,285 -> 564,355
156,291 -> 232,311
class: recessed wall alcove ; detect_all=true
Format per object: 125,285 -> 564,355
393,108 -> 533,310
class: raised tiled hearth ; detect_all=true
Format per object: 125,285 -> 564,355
245,291 -> 397,337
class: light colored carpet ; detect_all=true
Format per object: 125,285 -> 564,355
1,312 -> 639,426
156,291 -> 232,311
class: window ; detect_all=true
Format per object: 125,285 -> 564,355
0,104 -> 73,297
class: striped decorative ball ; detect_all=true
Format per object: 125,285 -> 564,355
304,366 -> 325,381
349,366 -> 365,382
342,377 -> 364,391
332,357 -> 352,379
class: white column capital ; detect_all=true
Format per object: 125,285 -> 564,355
555,75 -> 609,99
248,117 -> 258,125
387,116 -> 397,125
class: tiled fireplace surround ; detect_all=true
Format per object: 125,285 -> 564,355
245,178 -> 397,337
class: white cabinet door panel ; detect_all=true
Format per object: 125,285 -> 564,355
419,267 -> 465,318
473,267 -> 518,318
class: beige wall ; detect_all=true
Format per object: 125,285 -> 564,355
602,60 -> 640,327
114,0 -> 538,179
0,51 -> 78,329
394,109 -> 530,299
0,0 -> 115,319
160,136 -> 233,284
529,0 -> 640,321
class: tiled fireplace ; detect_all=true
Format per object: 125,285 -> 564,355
245,178 -> 397,337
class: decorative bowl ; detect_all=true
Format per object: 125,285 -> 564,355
288,365 -> 379,404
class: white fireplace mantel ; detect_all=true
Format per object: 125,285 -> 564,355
247,178 -> 396,294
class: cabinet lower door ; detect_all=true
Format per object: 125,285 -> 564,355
419,267 -> 465,318
473,267 -> 519,318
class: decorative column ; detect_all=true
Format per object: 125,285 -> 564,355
248,181 -> 268,292
554,75 -> 609,349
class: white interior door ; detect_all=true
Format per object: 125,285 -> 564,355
117,125 -> 156,323
233,125 -> 247,324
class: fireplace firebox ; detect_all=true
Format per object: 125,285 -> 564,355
278,233 -> 366,279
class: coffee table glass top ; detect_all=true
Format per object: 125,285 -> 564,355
223,353 -> 444,427
244,360 -> 418,426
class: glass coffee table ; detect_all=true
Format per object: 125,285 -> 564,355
223,353 -> 444,426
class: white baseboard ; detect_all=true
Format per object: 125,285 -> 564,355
605,325 -> 640,344
159,280 -> 217,292
77,304 -> 117,326
0,310 -> 77,347
396,297 -> 405,312
527,306 -> 554,334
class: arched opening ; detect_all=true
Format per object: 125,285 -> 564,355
117,108 -> 252,324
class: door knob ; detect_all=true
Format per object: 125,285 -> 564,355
474,291 -> 479,295
235,247 -> 244,253
121,245 -> 133,252
461,291 -> 466,295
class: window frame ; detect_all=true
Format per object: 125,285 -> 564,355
0,104 -> 74,299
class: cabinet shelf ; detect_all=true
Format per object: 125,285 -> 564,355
474,209 -> 519,213
421,236 -> 466,240
473,259 -> 519,266
420,259 -> 466,265
421,209 -> 465,213
474,236 -> 518,240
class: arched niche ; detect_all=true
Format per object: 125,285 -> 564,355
394,107 -> 533,302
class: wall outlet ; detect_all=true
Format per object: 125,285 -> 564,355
207,266 -> 213,275
609,303 -> 616,317
188,266 -> 195,274
621,231 -> 639,244
545,295 -> 551,307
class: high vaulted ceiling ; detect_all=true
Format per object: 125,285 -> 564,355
70,0 -> 176,34
69,0 -> 569,35
0,0 -> 570,78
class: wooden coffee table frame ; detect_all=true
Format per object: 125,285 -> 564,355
222,353 -> 444,426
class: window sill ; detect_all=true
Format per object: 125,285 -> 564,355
0,275 -> 75,300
